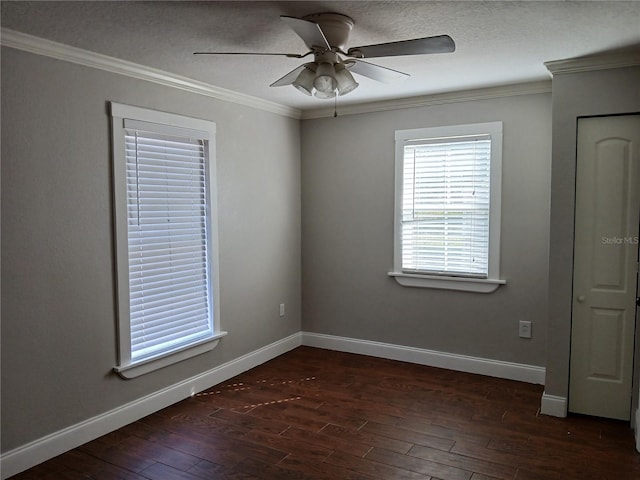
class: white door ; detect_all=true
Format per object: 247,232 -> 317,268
569,114 -> 640,421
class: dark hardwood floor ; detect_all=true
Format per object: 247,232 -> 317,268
11,346 -> 640,479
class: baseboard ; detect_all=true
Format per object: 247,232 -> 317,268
0,332 -> 302,479
301,332 -> 546,385
1,331 -> 548,477
540,392 -> 568,417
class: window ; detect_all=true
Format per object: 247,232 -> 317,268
390,122 -> 505,293
110,103 -> 226,378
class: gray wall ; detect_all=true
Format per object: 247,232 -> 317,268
545,66 -> 640,403
1,47 -> 301,452
301,93 -> 552,367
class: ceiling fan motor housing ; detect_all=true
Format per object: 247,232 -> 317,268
315,51 -> 340,65
303,12 -> 354,52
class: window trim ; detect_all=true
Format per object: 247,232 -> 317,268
110,102 -> 226,378
389,122 -> 505,293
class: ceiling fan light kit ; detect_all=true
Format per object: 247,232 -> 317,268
313,62 -> 338,93
297,60 -> 358,98
292,50 -> 358,99
335,64 -> 359,96
195,12 -> 455,100
292,63 -> 316,96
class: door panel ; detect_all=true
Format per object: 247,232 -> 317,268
570,115 -> 640,421
588,308 -> 623,380
593,140 -> 631,289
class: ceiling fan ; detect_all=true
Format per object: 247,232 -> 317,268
194,12 -> 455,99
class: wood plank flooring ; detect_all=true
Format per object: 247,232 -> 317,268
11,346 -> 640,479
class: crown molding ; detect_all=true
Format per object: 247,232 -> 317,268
301,80 -> 552,119
544,50 -> 640,76
0,28 -> 302,119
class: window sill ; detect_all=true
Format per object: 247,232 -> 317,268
114,331 -> 228,379
388,272 -> 505,293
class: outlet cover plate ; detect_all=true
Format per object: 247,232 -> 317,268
519,320 -> 532,339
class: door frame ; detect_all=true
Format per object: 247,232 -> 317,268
631,223 -> 640,428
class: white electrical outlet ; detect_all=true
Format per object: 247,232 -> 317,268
279,303 -> 285,317
519,320 -> 532,339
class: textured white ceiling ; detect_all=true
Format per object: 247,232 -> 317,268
2,1 -> 639,111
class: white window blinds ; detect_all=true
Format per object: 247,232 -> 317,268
124,120 -> 214,362
401,135 -> 491,278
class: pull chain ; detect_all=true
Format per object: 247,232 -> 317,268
334,94 -> 338,118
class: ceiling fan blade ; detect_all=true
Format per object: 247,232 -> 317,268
280,15 -> 331,50
347,35 -> 455,58
194,52 -> 307,58
270,64 -> 307,87
347,59 -> 409,84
